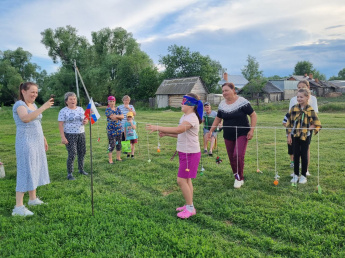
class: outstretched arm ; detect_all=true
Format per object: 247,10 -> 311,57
146,121 -> 192,134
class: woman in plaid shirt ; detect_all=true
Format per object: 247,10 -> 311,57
286,88 -> 321,184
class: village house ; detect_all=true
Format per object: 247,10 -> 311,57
155,76 -> 208,108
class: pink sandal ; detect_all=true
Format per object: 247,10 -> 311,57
177,208 -> 196,219
176,205 -> 186,211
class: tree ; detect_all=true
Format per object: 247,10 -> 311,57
329,68 -> 345,80
159,45 -> 222,92
241,77 -> 267,103
41,26 -> 89,68
294,61 -> 314,75
293,61 -> 326,80
0,48 -> 44,105
241,55 -> 263,81
41,26 -> 155,103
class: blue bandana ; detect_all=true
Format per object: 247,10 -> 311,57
182,95 -> 203,120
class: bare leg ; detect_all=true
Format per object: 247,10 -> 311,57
131,143 -> 135,155
116,150 -> 122,160
28,189 -> 37,201
16,192 -> 25,207
177,177 -> 193,205
108,152 -> 113,163
209,137 -> 216,153
203,135 -> 208,151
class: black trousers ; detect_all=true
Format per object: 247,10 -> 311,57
293,137 -> 309,177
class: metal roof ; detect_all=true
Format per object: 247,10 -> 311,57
264,81 -> 284,93
155,76 -> 207,95
227,75 -> 248,89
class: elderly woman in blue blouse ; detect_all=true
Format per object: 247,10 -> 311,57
12,82 -> 54,216
208,83 -> 257,189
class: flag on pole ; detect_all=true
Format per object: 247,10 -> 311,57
85,98 -> 101,124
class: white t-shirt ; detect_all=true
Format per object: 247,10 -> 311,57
118,104 -> 136,132
58,106 -> 85,134
289,95 -> 318,113
177,113 -> 200,153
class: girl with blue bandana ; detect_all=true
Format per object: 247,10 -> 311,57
146,93 -> 203,219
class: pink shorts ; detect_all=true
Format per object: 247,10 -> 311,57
177,152 -> 201,179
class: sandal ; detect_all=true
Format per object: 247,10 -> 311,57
177,209 -> 196,219
176,205 -> 186,211
116,159 -> 123,162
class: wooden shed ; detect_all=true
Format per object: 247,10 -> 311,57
155,77 -> 208,108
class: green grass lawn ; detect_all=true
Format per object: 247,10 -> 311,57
0,104 -> 345,257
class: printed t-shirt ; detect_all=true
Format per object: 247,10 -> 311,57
125,121 -> 138,140
58,106 -> 85,134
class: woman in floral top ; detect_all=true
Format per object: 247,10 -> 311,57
105,96 -> 124,163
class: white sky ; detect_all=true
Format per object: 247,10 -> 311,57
1,0 -> 345,78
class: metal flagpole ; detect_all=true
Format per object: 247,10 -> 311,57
74,60 -> 80,100
89,119 -> 94,216
75,64 -> 94,216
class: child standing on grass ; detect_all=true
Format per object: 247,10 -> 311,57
124,111 -> 138,158
286,88 -> 321,184
282,112 -> 294,168
146,93 -> 203,219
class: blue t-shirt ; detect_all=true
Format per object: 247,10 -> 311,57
124,121 -> 138,140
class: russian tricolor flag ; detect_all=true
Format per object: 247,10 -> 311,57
85,98 -> 101,125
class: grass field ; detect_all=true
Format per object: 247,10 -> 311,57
1,102 -> 345,257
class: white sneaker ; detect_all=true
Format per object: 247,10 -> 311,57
28,198 -> 44,206
290,173 -> 295,177
234,179 -> 243,188
306,171 -> 311,176
299,175 -> 307,184
290,175 -> 299,183
12,205 -> 34,216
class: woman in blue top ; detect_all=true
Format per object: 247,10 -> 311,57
12,82 -> 54,216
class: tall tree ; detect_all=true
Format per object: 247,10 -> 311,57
159,45 -> 222,92
329,68 -> 345,80
0,48 -> 44,105
41,25 -> 89,68
293,61 -> 326,80
294,61 -> 314,75
41,26 -> 155,103
241,55 -> 263,81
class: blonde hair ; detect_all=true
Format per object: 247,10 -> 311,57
297,88 -> 311,98
122,95 -> 130,102
298,80 -> 310,89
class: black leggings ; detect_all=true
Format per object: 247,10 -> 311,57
108,134 -> 122,152
65,133 -> 86,175
293,137 -> 309,177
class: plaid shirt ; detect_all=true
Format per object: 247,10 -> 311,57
286,104 -> 321,141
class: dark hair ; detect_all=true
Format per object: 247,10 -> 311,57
186,93 -> 202,124
222,82 -> 237,93
19,82 -> 38,101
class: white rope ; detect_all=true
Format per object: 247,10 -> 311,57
136,121 -> 345,131
146,126 -> 151,162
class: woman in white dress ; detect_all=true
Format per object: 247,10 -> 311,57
12,82 -> 54,216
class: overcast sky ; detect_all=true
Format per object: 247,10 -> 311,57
1,0 -> 344,79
